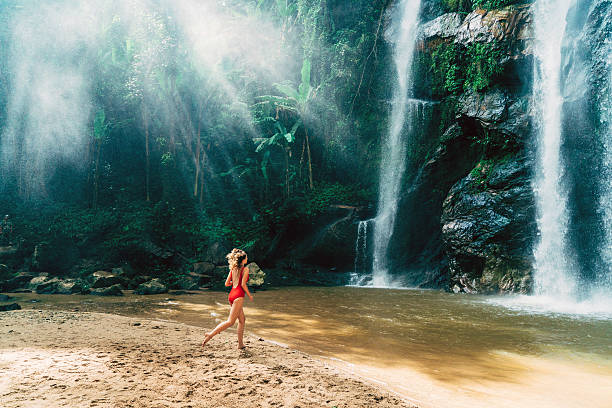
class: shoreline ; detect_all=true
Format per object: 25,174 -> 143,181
0,309 -> 415,408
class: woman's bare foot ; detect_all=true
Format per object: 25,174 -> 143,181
238,344 -> 246,349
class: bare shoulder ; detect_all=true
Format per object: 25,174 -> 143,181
244,266 -> 250,274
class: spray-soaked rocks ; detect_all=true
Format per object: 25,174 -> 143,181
89,270 -> 127,289
90,284 -> 124,297
0,303 -> 21,311
0,272 -> 35,292
245,262 -> 265,287
134,278 -> 168,295
441,153 -> 536,294
35,278 -> 89,295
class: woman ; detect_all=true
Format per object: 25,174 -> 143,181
202,248 -> 253,349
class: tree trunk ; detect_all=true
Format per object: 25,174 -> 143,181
143,108 -> 150,202
305,127 -> 314,190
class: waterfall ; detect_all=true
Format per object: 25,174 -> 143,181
531,0 -> 578,299
598,50 -> 612,290
354,220 -> 370,275
370,0 -> 422,287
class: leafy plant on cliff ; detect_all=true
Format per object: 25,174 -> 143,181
472,0 -> 524,10
442,0 -> 473,12
469,159 -> 494,190
415,42 -> 465,98
464,43 -> 504,92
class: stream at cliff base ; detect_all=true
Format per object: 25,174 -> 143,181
7,287 -> 612,408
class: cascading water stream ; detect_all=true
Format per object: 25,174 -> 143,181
369,0 -> 422,287
354,220 -> 369,275
531,0 -> 578,299
598,51 -> 612,290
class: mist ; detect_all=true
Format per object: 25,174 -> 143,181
0,0 -> 297,201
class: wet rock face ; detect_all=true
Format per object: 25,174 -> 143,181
0,303 -> 21,311
290,206 -> 359,270
90,284 -> 124,296
0,272 -> 35,292
90,271 -> 126,289
35,278 -> 88,295
134,278 -> 168,295
383,3 -> 539,292
441,153 -> 536,294
454,6 -> 533,49
420,12 -> 463,40
458,89 -> 509,124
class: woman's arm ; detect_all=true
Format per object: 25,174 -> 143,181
241,267 -> 253,301
225,269 -> 232,287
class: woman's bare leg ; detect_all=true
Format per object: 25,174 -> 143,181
202,297 -> 244,347
237,308 -> 246,349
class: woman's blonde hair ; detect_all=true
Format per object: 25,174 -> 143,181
226,248 -> 247,272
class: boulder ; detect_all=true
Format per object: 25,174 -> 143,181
35,278 -> 88,295
171,276 -> 200,291
27,275 -> 50,290
193,262 -> 215,275
90,284 -> 124,296
454,6 -> 533,48
1,272 -> 35,292
458,88 -> 509,125
189,273 -> 213,286
134,278 -> 168,295
245,262 -> 265,287
0,303 -> 21,311
420,12 -> 463,41
90,271 -> 126,289
126,275 -> 151,290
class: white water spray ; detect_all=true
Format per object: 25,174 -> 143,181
598,49 -> 612,290
354,220 -> 370,274
531,0 -> 578,299
370,0 -> 422,287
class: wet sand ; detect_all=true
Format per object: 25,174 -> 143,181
0,309 -> 413,408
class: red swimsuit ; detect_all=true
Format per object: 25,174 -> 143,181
228,267 -> 248,305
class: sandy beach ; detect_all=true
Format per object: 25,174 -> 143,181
0,309 -> 414,408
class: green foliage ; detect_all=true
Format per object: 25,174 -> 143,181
464,43 -> 504,92
416,41 -> 504,97
414,42 -> 465,98
0,0 -> 394,279
472,0 -> 523,10
442,0 -> 473,12
298,182 -> 361,218
469,159 -> 494,190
